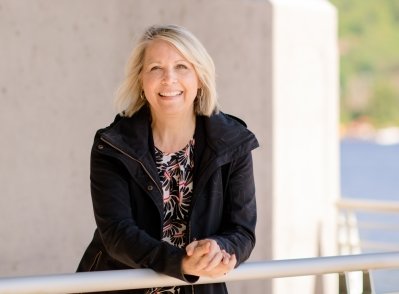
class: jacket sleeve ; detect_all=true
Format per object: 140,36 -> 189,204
90,139 -> 197,282
210,152 -> 257,266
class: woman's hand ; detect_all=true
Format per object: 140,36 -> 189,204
182,239 -> 237,278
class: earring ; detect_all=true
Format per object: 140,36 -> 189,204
140,90 -> 145,100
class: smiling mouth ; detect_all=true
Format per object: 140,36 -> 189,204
159,91 -> 183,97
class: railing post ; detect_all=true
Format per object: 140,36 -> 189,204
362,271 -> 372,294
339,272 -> 348,294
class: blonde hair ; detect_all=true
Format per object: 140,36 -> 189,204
115,25 -> 219,117
114,24 -> 219,117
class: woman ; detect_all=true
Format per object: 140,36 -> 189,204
77,24 -> 259,294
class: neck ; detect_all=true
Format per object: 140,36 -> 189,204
151,111 -> 196,153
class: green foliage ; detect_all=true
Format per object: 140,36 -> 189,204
367,80 -> 399,127
330,0 -> 399,127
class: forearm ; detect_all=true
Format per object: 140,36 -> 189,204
212,153 -> 257,265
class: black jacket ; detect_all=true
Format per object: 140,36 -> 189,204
77,107 -> 259,294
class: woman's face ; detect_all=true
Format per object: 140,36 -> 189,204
141,39 -> 200,118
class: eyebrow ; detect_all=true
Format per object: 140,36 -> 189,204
145,59 -> 190,65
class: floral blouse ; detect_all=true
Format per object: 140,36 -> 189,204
146,139 -> 195,294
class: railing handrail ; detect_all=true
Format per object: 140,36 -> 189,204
1,252 -> 399,294
336,198 -> 399,252
337,198 -> 399,213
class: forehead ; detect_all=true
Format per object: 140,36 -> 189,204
143,39 -> 188,63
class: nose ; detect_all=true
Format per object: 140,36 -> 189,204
161,68 -> 177,84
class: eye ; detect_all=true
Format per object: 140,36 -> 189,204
176,64 -> 188,70
150,66 -> 161,71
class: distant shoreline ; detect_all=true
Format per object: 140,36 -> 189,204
341,122 -> 399,145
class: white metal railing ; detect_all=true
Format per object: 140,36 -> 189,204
337,198 -> 399,214
337,198 -> 399,252
1,252 -> 399,294
337,198 -> 399,293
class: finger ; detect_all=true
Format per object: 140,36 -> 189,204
197,246 -> 227,272
221,250 -> 230,265
200,240 -> 221,263
195,243 -> 219,270
221,249 -> 230,257
205,239 -> 220,253
196,241 -> 211,255
185,240 -> 199,256
220,253 -> 236,275
189,241 -> 211,260
227,254 -> 237,270
203,251 -> 224,271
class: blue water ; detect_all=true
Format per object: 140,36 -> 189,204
341,138 -> 399,201
341,139 -> 399,292
341,138 -> 399,245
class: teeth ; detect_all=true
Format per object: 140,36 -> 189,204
159,91 -> 182,97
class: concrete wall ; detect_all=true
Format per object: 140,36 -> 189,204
0,1 -> 338,293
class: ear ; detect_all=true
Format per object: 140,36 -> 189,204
138,73 -> 144,89
197,79 -> 203,90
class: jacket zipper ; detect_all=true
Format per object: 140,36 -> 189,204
102,137 -> 196,293
100,137 -> 162,195
88,250 -> 102,272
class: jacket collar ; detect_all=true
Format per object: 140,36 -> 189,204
100,106 -> 154,160
100,106 -> 258,162
202,112 -> 258,156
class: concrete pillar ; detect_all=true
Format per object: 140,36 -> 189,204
268,1 -> 339,293
0,1 -> 338,293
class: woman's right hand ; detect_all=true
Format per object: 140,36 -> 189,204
182,239 -> 237,278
